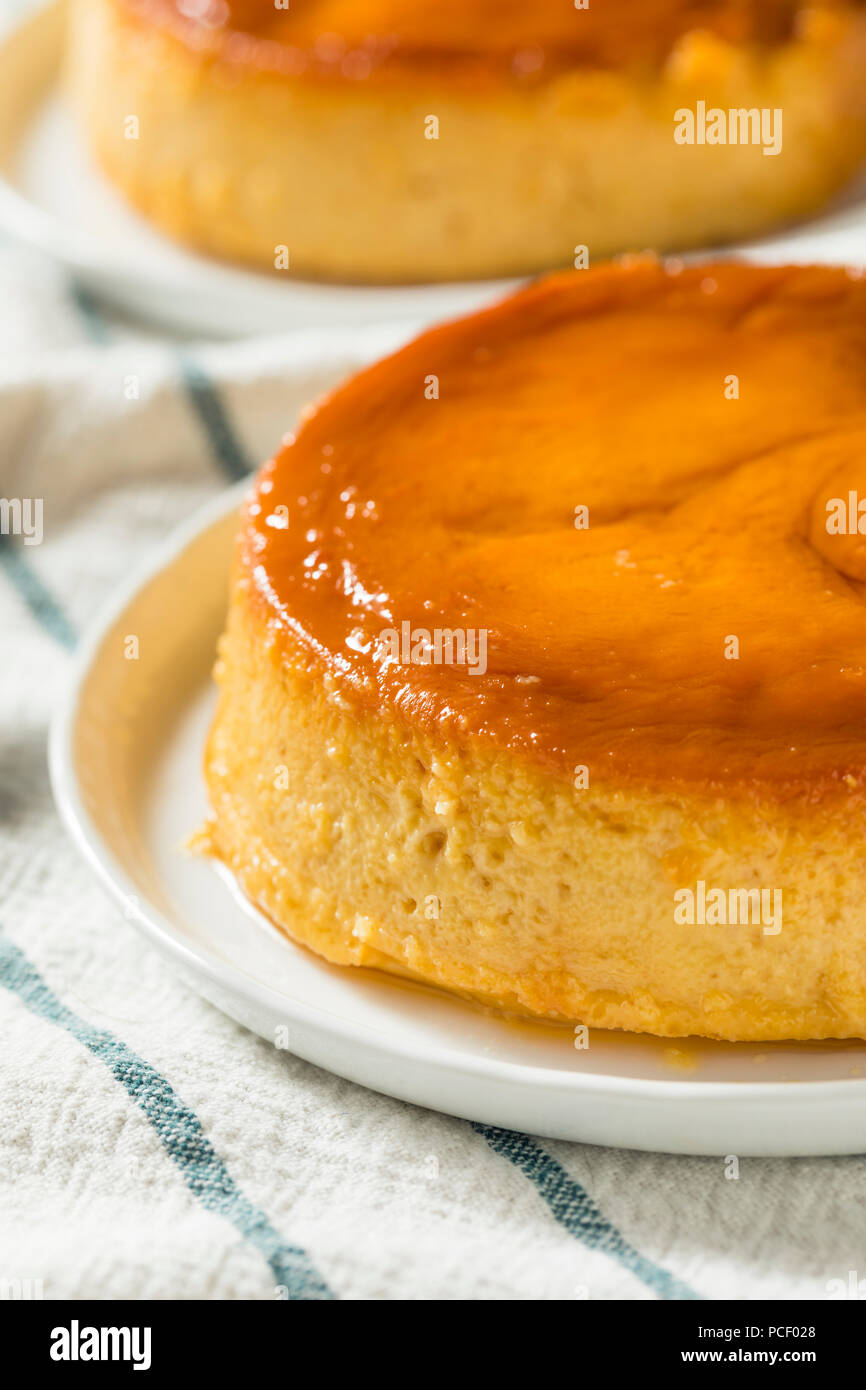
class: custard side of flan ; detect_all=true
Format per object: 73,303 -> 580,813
204,260 -> 866,1041
67,0 -> 866,281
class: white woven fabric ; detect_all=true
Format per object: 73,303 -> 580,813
1,231 -> 863,1303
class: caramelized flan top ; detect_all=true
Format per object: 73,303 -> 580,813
241,261 -> 866,801
123,0 -> 859,83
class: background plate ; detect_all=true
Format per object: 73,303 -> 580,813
0,0 -> 516,335
2,1 -> 866,335
50,485 -> 866,1156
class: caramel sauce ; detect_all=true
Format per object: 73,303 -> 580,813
123,0 -> 833,82
240,261 -> 866,803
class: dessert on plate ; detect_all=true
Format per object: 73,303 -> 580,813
67,0 -> 866,281
204,257 -> 866,1042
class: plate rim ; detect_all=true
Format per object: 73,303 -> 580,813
48,480 -> 866,1110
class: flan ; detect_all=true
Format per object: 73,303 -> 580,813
67,0 -> 866,282
204,259 -> 866,1042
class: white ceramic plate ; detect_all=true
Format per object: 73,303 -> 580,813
50,484 -> 866,1156
3,2 -> 866,336
0,0 -> 517,336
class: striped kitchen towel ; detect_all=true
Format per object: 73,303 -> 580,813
1,236 -> 862,1303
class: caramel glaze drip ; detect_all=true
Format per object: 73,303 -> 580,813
240,262 -> 866,804
122,1 -> 855,81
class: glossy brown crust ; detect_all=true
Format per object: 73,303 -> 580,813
238,261 -> 866,804
119,0 -> 860,83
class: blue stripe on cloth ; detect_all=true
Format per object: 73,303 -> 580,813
68,283 -> 112,345
0,535 -> 76,650
178,355 -> 252,481
472,1123 -> 701,1300
0,934 -> 335,1300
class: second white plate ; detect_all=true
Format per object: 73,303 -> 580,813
2,1 -> 866,336
50,484 -> 866,1156
0,0 -> 516,336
